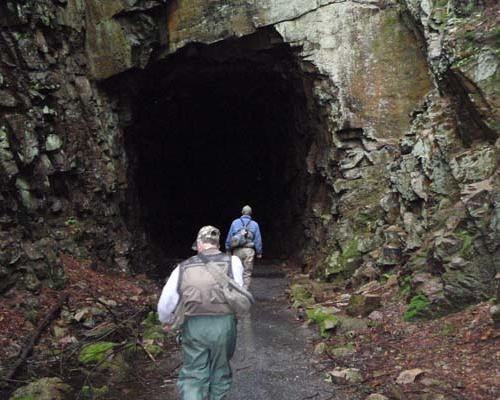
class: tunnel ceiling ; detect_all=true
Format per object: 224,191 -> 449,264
114,28 -> 323,262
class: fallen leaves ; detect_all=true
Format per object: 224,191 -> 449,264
316,299 -> 499,399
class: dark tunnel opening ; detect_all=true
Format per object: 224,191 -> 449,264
115,29 -> 325,267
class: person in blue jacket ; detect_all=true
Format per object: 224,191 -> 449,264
225,205 -> 262,289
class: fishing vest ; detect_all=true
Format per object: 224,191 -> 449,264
178,251 -> 233,317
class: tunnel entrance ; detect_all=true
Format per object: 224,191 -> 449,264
113,28 -> 330,269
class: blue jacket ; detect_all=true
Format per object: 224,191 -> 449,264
225,215 -> 263,255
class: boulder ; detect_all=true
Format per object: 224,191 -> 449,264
411,273 -> 444,303
328,343 -> 356,357
368,310 -> 384,321
329,367 -> 363,384
313,342 -> 327,355
337,316 -> 369,334
346,293 -> 381,316
352,263 -> 380,285
9,377 -> 71,400
396,368 -> 425,384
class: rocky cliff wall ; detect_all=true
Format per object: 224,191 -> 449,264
0,0 -> 498,314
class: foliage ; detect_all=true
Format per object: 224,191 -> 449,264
79,342 -> 116,364
306,307 -> 340,338
404,294 -> 432,321
143,311 -> 160,325
64,216 -> 79,226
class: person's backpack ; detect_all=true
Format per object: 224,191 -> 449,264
230,218 -> 255,249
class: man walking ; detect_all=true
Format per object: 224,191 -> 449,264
225,205 -> 262,289
157,226 -> 244,400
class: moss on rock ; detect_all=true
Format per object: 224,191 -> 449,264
9,377 -> 71,400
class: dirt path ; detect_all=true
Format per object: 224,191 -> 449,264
120,264 -> 353,400
229,270 -> 346,400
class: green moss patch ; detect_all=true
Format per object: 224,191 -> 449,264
306,306 -> 340,338
79,342 -> 117,364
404,294 -> 432,321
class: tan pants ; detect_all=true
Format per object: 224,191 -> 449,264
233,247 -> 255,289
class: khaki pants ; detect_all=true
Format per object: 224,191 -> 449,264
233,247 -> 255,289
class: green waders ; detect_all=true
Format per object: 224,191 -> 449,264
178,314 -> 237,400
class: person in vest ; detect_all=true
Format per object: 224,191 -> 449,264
225,205 -> 263,289
157,225 -> 244,400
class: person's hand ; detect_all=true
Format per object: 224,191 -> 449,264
256,254 -> 262,259
162,324 -> 173,333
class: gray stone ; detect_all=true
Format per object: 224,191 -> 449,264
329,367 -> 363,384
15,177 -> 37,210
474,50 -> 498,82
45,134 -> 63,151
396,368 -> 425,384
338,316 -> 369,334
450,146 -> 498,184
490,304 -> 500,327
340,149 -> 366,170
23,271 -> 41,292
329,344 -> 356,357
411,273 -> 444,303
9,377 -> 71,400
347,293 -> 381,316
23,242 -> 44,261
0,90 -> 17,107
352,263 -> 380,285
0,126 -> 19,178
368,310 -> 384,321
313,342 -> 327,355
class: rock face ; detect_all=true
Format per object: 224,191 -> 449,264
0,0 -> 498,314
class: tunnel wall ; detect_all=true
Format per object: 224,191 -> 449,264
0,0 -> 498,313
